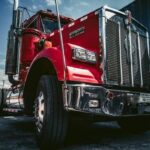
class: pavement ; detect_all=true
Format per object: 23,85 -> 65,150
0,114 -> 150,150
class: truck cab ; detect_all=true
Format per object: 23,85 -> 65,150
19,10 -> 73,82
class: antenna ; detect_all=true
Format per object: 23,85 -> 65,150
54,0 -> 67,87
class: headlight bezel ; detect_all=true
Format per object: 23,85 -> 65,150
72,47 -> 97,64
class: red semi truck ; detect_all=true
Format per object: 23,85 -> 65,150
4,0 -> 150,149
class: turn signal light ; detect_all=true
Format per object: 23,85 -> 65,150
44,41 -> 52,49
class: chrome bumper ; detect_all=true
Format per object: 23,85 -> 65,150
63,84 -> 150,117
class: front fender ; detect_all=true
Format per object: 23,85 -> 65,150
28,46 -> 64,81
26,43 -> 102,84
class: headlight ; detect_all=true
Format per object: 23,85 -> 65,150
86,51 -> 97,63
73,48 -> 97,64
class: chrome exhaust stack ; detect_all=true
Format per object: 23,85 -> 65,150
5,0 -> 21,86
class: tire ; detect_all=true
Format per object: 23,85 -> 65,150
34,75 -> 68,150
0,89 -> 6,113
0,89 -> 3,112
118,117 -> 150,133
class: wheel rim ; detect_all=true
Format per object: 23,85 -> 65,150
35,91 -> 45,133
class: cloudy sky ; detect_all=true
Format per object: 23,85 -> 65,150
0,0 -> 134,88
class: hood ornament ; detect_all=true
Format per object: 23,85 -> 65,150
124,10 -> 132,26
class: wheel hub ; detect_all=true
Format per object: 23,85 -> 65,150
35,91 -> 45,133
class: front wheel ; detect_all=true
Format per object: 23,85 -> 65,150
34,75 -> 68,149
0,89 -> 7,113
0,89 -> 3,112
118,117 -> 150,133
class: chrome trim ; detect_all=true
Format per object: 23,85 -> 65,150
118,22 -> 123,85
98,10 -> 104,82
14,0 -> 19,11
65,83 -> 104,88
146,32 -> 150,71
66,83 -> 150,96
63,83 -> 150,116
103,5 -> 126,16
67,84 -> 150,94
63,86 -> 69,107
35,91 -> 45,132
146,32 -> 150,57
137,32 -> 143,87
76,87 -> 81,108
101,7 -> 107,83
63,83 -> 104,108
103,5 -> 147,30
128,26 -> 134,87
65,83 -> 150,96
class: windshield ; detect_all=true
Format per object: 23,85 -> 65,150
42,17 -> 59,33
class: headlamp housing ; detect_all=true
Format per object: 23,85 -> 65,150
72,47 -> 97,64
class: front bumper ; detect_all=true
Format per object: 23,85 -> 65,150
63,84 -> 150,118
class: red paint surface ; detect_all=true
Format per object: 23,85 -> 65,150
20,10 -> 103,85
20,29 -> 43,65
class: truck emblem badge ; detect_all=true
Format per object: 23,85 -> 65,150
69,27 -> 85,38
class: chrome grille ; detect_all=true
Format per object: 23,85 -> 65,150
104,14 -> 150,88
